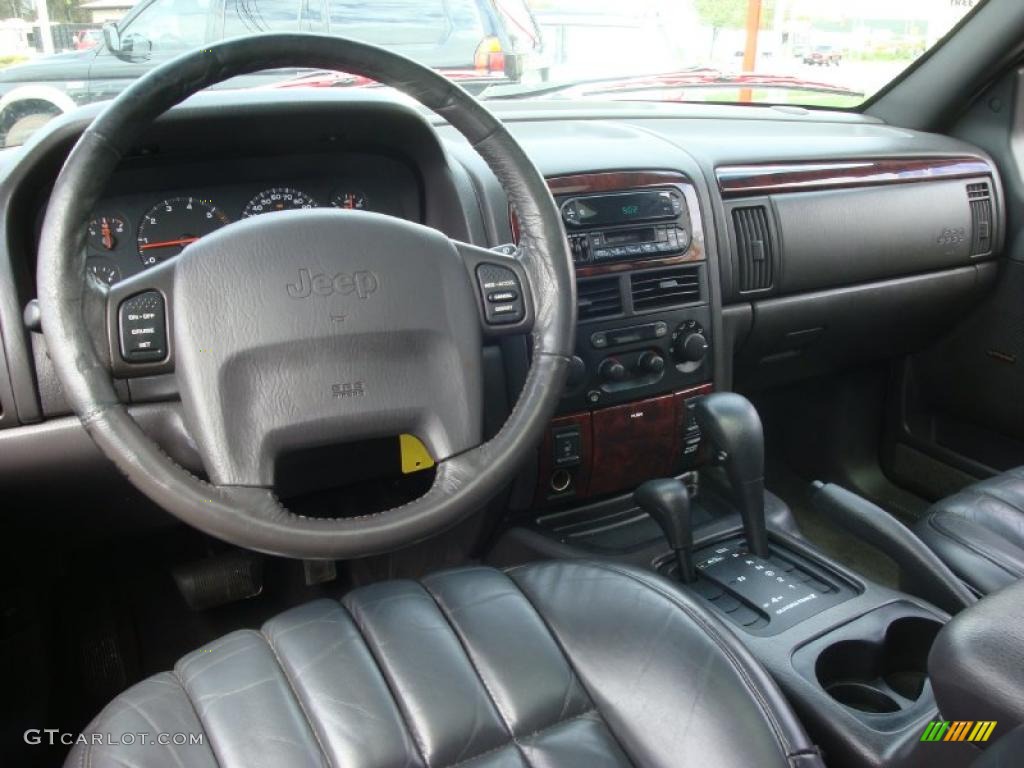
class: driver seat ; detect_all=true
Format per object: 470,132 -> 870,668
68,561 -> 822,768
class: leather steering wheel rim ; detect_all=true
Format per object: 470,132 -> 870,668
36,33 -> 575,559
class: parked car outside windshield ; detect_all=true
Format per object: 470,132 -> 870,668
0,0 -> 985,148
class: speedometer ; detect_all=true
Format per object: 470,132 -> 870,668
242,187 -> 317,218
137,197 -> 230,266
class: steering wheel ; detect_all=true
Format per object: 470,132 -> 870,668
36,34 -> 575,559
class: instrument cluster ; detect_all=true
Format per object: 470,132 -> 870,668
77,152 -> 418,286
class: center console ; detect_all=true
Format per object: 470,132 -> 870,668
516,171 -> 715,506
498,380 -> 965,768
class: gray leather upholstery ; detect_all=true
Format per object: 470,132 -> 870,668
66,562 -> 823,768
915,467 -> 1024,594
929,579 -> 1024,740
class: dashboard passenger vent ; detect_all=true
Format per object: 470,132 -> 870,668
577,276 -> 623,320
732,205 -> 775,292
630,265 -> 701,311
967,182 -> 993,256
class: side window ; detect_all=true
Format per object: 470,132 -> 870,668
120,0 -> 212,55
326,0 -> 453,46
223,0 -> 303,38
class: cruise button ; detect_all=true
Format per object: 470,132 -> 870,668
118,291 -> 167,363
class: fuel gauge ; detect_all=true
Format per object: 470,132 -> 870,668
86,260 -> 121,286
330,191 -> 368,210
87,215 -> 128,252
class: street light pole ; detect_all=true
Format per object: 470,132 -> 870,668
739,0 -> 763,103
34,0 -> 54,55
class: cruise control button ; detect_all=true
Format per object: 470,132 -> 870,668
118,291 -> 167,363
476,264 -> 524,325
487,290 -> 518,302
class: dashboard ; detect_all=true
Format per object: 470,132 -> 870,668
69,151 -> 421,287
0,92 -> 1004,527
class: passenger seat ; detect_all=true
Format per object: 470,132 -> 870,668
915,467 -> 1024,595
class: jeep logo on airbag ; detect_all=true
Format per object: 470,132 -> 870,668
286,268 -> 379,299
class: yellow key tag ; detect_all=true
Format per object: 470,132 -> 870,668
399,434 -> 434,474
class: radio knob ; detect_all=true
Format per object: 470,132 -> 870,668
598,357 -> 627,382
673,331 -> 708,363
636,351 -> 665,374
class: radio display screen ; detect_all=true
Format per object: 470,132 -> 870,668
572,191 -> 676,227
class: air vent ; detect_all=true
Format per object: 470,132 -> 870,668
577,276 -> 623,320
967,182 -> 989,199
732,205 -> 775,292
967,182 -> 993,256
630,266 -> 701,311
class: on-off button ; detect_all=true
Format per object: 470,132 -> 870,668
118,291 -> 167,363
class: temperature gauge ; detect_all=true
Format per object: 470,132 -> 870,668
87,215 -> 127,251
330,191 -> 368,210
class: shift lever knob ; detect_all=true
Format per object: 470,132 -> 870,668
693,393 -> 769,557
635,478 -> 696,583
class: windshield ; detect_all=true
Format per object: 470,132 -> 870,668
0,0 -> 984,148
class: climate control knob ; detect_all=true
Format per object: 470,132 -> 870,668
636,351 -> 666,374
598,357 -> 627,382
673,330 -> 708,364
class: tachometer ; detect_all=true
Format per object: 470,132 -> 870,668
242,187 -> 317,217
137,198 -> 230,266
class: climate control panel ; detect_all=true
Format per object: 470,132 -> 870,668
559,305 -> 713,415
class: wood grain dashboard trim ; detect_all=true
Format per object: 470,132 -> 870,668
535,383 -> 713,506
716,156 -> 992,198
511,170 -> 706,277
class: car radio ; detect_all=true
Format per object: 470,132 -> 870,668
558,188 -> 692,266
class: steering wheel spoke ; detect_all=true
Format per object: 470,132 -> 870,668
452,240 -> 535,338
104,257 -> 177,378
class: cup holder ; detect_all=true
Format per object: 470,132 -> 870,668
815,616 -> 942,714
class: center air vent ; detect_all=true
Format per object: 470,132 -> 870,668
577,276 -> 623,320
967,182 -> 993,256
630,265 -> 701,311
732,205 -> 775,292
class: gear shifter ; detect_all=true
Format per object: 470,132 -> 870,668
694,393 -> 769,557
634,479 -> 696,583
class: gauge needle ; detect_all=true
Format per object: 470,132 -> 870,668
139,236 -> 200,251
101,219 -> 114,250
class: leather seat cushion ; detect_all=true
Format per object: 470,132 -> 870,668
66,561 -> 821,768
915,466 -> 1024,594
